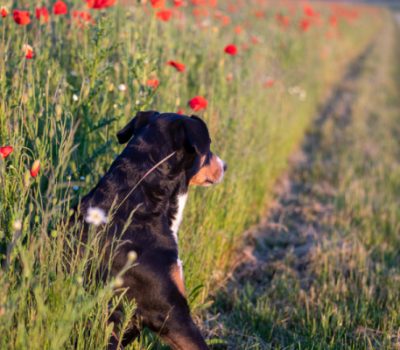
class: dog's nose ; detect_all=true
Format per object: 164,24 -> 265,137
223,162 -> 228,172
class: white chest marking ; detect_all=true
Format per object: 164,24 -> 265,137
171,193 -> 188,244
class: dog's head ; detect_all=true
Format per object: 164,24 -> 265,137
117,111 -> 226,187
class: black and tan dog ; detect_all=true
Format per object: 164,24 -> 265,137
77,111 -> 226,349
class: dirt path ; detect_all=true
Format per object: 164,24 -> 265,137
203,41 -> 374,349
201,17 -> 400,346
220,40 -> 372,285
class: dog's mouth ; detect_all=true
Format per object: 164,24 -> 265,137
189,155 -> 226,187
204,178 -> 217,186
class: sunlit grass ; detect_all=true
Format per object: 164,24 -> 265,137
0,1 -> 384,348
210,13 -> 400,350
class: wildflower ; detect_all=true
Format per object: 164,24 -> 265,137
173,0 -> 185,7
72,11 -> 94,26
176,108 -> 185,115
35,7 -> 49,23
156,9 -> 173,22
167,60 -> 186,72
218,14 -> 231,26
146,78 -> 160,89
224,44 -> 238,56
127,250 -> 137,263
114,276 -> 124,288
12,220 -> 22,231
72,94 -> 79,101
0,146 -> 13,159
86,0 -> 116,9
234,25 -> 243,34
53,1 -> 68,15
329,15 -> 338,27
254,10 -> 264,18
30,160 -> 40,178
150,0 -> 165,8
13,10 -> 31,25
263,78 -> 275,88
299,90 -> 307,101
23,44 -> 34,59
85,207 -> 108,226
1,6 -> 8,17
188,96 -> 208,111
118,84 -> 127,92
304,4 -> 317,17
288,86 -> 307,101
300,18 -> 311,32
276,13 -> 290,28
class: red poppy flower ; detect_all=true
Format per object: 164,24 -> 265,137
224,44 -> 238,56
191,0 -> 207,5
86,0 -> 116,9
173,0 -> 185,7
0,146 -> 13,159
156,9 -> 172,21
254,10 -> 264,18
188,96 -> 208,111
276,13 -> 290,28
167,60 -> 186,72
304,5 -> 317,17
216,14 -> 231,26
300,18 -> 311,32
73,11 -> 94,26
13,10 -> 31,26
251,35 -> 261,45
30,160 -> 40,178
23,44 -> 35,59
329,15 -> 338,27
234,25 -> 243,34
192,7 -> 209,18
176,108 -> 185,115
150,0 -> 165,8
146,78 -> 160,89
1,6 -> 8,18
263,78 -> 275,88
53,1 -> 68,15
35,7 -> 49,23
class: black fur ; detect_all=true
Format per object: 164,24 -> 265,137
77,112 -> 213,349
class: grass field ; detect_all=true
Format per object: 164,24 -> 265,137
208,13 -> 400,350
0,1 -> 393,349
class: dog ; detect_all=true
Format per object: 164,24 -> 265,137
77,111 -> 226,349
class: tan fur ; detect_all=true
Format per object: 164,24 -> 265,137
189,155 -> 223,186
170,263 -> 186,296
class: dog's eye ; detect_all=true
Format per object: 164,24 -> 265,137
203,153 -> 212,166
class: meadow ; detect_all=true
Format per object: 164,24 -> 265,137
0,1 -> 388,349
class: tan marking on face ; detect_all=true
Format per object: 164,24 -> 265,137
189,154 -> 224,186
170,263 -> 185,296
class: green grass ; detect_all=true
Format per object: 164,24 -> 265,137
0,1 -> 386,349
209,14 -> 400,350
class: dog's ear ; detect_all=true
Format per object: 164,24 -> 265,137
182,115 -> 211,155
117,111 -> 159,144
